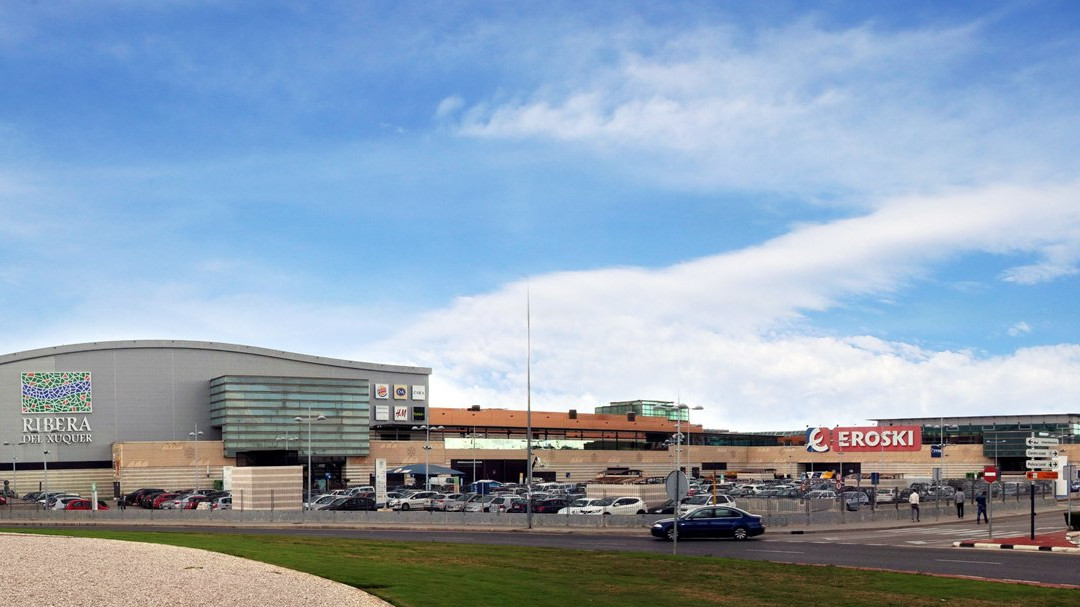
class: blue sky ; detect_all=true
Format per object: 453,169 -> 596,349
2,1 -> 1080,430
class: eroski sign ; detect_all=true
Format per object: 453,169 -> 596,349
806,426 -> 922,453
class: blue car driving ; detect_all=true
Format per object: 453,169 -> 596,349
651,505 -> 765,541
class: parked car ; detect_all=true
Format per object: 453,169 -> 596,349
432,493 -> 466,511
842,491 -> 870,511
323,496 -> 377,511
485,495 -> 522,513
875,489 -> 897,503
580,497 -> 648,515
533,497 -> 571,514
150,493 -> 180,509
444,493 -> 475,512
124,488 -> 164,507
393,491 -> 441,511
651,506 -> 765,541
210,496 -> 232,510
137,490 -> 170,508
64,499 -> 110,511
647,499 -> 677,515
463,494 -> 497,512
678,494 -> 735,516
45,494 -> 82,509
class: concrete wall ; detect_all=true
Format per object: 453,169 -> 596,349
231,466 -> 302,511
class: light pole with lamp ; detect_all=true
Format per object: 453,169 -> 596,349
412,424 -> 445,490
295,410 -> 327,508
40,446 -> 49,510
189,424 -> 203,491
276,430 -> 297,462
659,402 -> 704,554
2,441 -> 16,500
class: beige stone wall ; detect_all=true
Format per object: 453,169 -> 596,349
113,441 -> 232,495
10,440 -> 1076,497
231,465 -> 302,510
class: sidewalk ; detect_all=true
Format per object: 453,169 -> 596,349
953,528 -> 1080,554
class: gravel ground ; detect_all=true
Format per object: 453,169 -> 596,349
1,533 -> 393,606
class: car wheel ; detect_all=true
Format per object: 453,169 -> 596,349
401,503 -> 410,511
665,527 -> 677,541
637,509 -> 646,515
732,527 -> 749,541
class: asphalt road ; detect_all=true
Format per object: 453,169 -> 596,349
31,520 -> 1079,588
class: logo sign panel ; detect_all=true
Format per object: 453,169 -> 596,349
393,385 -> 408,400
374,405 -> 390,422
20,372 -> 94,445
393,406 -> 408,421
22,372 -> 92,413
411,385 -> 426,401
374,384 -> 390,399
806,426 -> 921,453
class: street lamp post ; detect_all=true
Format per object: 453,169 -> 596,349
659,401 -> 704,554
41,447 -> 49,510
295,408 -> 327,508
2,441 -> 16,500
189,424 -> 204,491
276,430 -> 297,456
412,425 -> 445,490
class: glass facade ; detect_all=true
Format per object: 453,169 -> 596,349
209,375 -> 371,457
595,400 -> 690,421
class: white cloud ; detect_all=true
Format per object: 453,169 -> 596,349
1007,322 -> 1032,337
448,19 -> 1080,195
367,182 -> 1080,430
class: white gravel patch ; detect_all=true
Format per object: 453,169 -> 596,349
0,533 -> 393,606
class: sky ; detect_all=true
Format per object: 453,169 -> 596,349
1,1 -> 1079,431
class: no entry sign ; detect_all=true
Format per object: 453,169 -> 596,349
983,466 -> 998,482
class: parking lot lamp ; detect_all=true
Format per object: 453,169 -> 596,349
412,425 -> 445,490
2,441 -> 16,499
41,447 -> 49,510
295,409 -> 327,507
188,424 -> 203,491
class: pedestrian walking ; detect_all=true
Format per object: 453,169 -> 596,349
975,491 -> 988,524
954,488 -> 965,518
909,490 -> 920,522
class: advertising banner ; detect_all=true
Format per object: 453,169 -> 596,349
806,425 -> 922,453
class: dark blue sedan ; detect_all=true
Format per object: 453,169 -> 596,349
651,506 -> 765,541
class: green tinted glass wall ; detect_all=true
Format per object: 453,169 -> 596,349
210,375 -> 370,457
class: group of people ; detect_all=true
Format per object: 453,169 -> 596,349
908,488 -> 988,523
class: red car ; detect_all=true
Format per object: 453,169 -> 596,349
64,499 -> 110,510
151,493 -> 179,509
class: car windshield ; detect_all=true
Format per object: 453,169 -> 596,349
686,495 -> 710,504
569,499 -> 590,507
594,498 -> 617,506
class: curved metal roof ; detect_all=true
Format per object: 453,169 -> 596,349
0,339 -> 430,374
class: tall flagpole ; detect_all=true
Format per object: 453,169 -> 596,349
526,279 -> 534,529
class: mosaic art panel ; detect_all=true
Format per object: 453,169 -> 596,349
21,372 -> 92,414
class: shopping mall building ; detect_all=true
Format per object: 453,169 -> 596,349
0,340 -> 1076,498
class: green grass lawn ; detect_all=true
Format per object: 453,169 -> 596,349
3,528 -> 1075,606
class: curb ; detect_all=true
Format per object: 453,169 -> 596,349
953,540 -> 1080,554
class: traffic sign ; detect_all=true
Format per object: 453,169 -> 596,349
1025,460 -> 1055,470
1025,471 -> 1058,480
983,466 -> 998,482
1025,448 -> 1058,458
1025,437 -> 1060,447
665,470 -> 689,502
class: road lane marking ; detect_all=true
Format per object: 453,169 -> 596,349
748,549 -> 805,554
935,559 -> 1002,565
